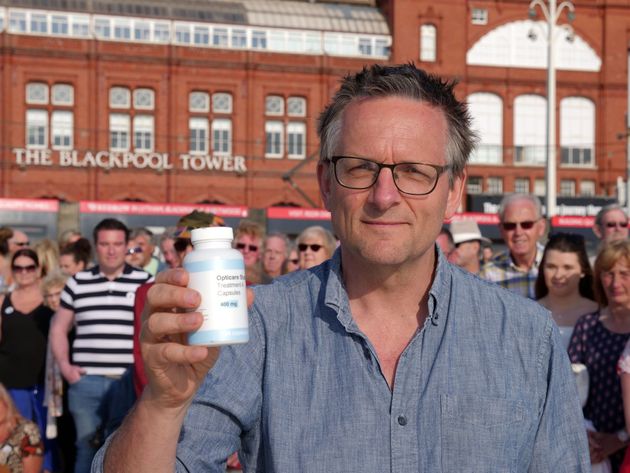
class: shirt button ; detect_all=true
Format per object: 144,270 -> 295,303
397,415 -> 407,426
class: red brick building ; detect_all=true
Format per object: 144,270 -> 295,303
0,0 -> 629,217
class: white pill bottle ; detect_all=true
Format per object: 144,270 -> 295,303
183,227 -> 249,346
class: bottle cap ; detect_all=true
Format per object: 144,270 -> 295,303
191,226 -> 234,244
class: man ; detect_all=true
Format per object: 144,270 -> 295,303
593,203 -> 629,245
435,227 -> 457,263
126,227 -> 160,276
261,232 -> 289,279
158,227 -> 180,270
50,218 -> 152,473
7,228 -> 29,253
96,64 -> 588,471
480,193 -> 546,299
234,220 -> 267,284
449,220 -> 489,274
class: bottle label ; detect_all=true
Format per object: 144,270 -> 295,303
184,258 -> 249,346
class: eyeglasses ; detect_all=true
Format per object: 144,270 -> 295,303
330,156 -> 451,196
236,243 -> 259,252
298,244 -> 323,252
13,241 -> 30,247
289,258 -> 299,265
173,238 -> 192,253
604,221 -> 628,229
126,247 -> 142,255
501,220 -> 538,231
12,264 -> 37,273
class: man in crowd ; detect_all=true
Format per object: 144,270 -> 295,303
126,227 -> 161,276
449,220 -> 489,275
7,228 -> 29,252
234,220 -> 267,284
158,227 -> 181,270
480,193 -> 546,299
262,232 -> 289,279
50,218 -> 152,473
96,64 -> 588,471
592,203 -> 629,245
436,227 -> 456,262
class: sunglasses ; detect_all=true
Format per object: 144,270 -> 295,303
236,243 -> 259,252
501,220 -> 537,231
604,221 -> 628,228
13,241 -> 30,247
174,238 -> 192,253
12,264 -> 37,273
289,258 -> 299,265
298,244 -> 323,252
126,247 -> 142,255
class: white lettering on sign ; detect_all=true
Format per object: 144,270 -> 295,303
13,149 -> 247,174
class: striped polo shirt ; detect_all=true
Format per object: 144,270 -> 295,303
60,264 -> 152,376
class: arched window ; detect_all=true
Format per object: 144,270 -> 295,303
513,95 -> 546,165
467,92 -> 503,164
560,97 -> 595,167
419,24 -> 436,62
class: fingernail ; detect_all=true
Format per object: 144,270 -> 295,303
184,290 -> 198,306
182,313 -> 198,325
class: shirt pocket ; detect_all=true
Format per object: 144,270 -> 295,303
440,394 -> 525,473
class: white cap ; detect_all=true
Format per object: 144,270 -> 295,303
449,220 -> 491,245
191,226 -> 234,244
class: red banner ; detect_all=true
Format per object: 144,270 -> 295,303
79,200 -> 248,218
0,198 -> 59,212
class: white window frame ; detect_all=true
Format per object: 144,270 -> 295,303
514,94 -> 547,166
265,95 -> 284,116
265,121 -> 284,158
466,176 -> 483,194
560,96 -> 595,167
193,25 -> 209,45
420,24 -> 437,62
560,179 -> 576,197
134,21 -> 150,41
534,179 -> 546,196
26,83 -> 48,105
212,118 -> 232,155
287,122 -> 306,159
471,8 -> 488,25
9,11 -> 27,33
51,84 -> 74,106
110,87 -> 131,109
113,18 -> 132,40
133,115 -> 154,152
487,176 -> 503,194
94,17 -> 111,38
468,92 -> 503,165
514,178 -> 530,194
51,111 -> 73,150
212,93 -> 232,114
30,12 -> 48,34
110,113 -> 130,152
153,22 -> 170,43
174,23 -> 191,44
189,117 -> 209,155
287,97 -> 306,117
189,92 -> 210,113
133,88 -> 155,110
71,15 -> 90,37
51,14 -> 69,35
212,27 -> 228,47
580,180 -> 595,196
26,109 -> 48,149
231,29 -> 247,48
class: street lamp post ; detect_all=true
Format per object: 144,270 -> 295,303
528,0 -> 575,219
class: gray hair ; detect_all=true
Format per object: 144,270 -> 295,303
595,203 -> 628,227
297,226 -> 336,259
498,194 -> 543,222
264,232 -> 291,257
130,227 -> 155,245
317,63 -> 477,186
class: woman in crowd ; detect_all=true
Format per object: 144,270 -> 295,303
569,240 -> 630,471
58,237 -> 92,276
0,249 -> 55,472
535,233 -> 598,350
296,226 -> 336,270
34,240 -> 59,279
0,383 -> 43,473
284,243 -> 300,273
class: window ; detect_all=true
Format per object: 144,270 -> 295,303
52,84 -> 73,106
287,122 -> 306,159
471,8 -> 488,25
154,23 -> 170,42
51,111 -> 73,149
468,93 -> 503,164
175,24 -> 191,44
534,179 -> 546,196
110,87 -> 131,108
94,18 -> 111,38
467,176 -> 483,194
265,121 -> 283,158
487,177 -> 503,194
134,21 -> 150,41
30,13 -> 47,34
252,30 -> 267,49
110,114 -> 130,151
560,179 -> 576,197
231,29 -> 247,48
580,180 -> 595,196
133,88 -> 154,110
113,19 -> 131,40
133,115 -> 154,152
72,16 -> 89,37
26,83 -> 48,105
190,92 -> 210,112
560,97 -> 595,167
189,117 -> 208,154
213,27 -> 228,47
265,96 -> 284,116
212,93 -> 232,113
9,11 -> 27,33
375,38 -> 390,57
194,26 -> 209,45
514,95 -> 546,165
287,97 -> 306,117
51,15 -> 68,35
212,119 -> 231,155
420,24 -> 437,62
515,178 -> 530,194
26,110 -> 47,148
358,38 -> 372,56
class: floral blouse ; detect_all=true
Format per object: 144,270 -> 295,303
0,418 -> 43,473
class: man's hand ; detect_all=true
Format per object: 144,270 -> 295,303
59,362 -> 86,384
140,268 -> 255,413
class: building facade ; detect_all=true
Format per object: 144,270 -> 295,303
0,0 -> 629,216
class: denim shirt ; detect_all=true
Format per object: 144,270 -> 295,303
93,249 -> 589,472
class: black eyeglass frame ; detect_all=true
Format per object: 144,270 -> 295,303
329,156 -> 452,196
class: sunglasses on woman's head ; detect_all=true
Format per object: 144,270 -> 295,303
12,264 -> 37,273
298,244 -> 322,252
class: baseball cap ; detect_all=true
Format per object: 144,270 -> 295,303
449,220 -> 491,245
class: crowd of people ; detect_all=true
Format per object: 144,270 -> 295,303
0,63 -> 629,472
